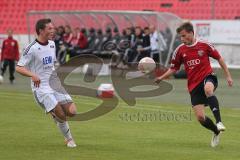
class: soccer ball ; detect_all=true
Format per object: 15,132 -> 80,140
138,57 -> 156,73
0,75 -> 3,84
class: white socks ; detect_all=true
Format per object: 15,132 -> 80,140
56,121 -> 73,140
52,114 -> 73,140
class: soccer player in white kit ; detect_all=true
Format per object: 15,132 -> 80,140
16,19 -> 77,148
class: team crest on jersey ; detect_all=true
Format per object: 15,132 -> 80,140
50,45 -> 54,48
197,50 -> 204,56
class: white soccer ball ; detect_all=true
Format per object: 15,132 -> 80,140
0,75 -> 3,84
138,57 -> 156,73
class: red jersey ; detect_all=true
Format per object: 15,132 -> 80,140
1,36 -> 19,61
170,40 -> 221,92
77,32 -> 88,49
63,33 -> 73,44
70,36 -> 79,47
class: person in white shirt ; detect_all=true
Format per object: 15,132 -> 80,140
16,19 -> 77,148
149,25 -> 167,64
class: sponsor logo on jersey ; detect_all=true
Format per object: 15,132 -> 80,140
186,59 -> 200,67
42,56 -> 52,65
50,45 -> 54,48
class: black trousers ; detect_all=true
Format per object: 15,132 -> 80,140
1,59 -> 15,81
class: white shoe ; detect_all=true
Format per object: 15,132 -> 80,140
216,122 -> 226,131
211,132 -> 221,147
65,139 -> 77,148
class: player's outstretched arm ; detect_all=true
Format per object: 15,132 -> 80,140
154,68 -> 176,84
217,57 -> 233,87
16,66 -> 41,87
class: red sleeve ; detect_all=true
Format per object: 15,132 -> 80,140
1,40 -> 6,61
207,43 -> 221,60
170,47 -> 182,71
15,40 -> 20,61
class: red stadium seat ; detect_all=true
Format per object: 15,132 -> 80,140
1,0 -> 240,34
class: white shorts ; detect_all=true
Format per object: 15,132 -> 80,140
33,91 -> 73,113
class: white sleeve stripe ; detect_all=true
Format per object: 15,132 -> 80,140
23,41 -> 36,56
198,39 -> 215,50
172,44 -> 183,60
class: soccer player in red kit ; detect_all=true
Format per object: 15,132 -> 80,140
155,22 -> 233,147
1,29 -> 19,84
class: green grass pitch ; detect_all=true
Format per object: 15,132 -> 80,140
0,69 -> 240,160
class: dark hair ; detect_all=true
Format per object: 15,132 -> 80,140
89,27 -> 95,33
176,22 -> 194,34
81,28 -> 86,34
97,28 -> 102,34
105,27 -> 111,33
135,26 -> 141,30
144,27 -> 149,30
113,27 -> 119,33
35,18 -> 51,35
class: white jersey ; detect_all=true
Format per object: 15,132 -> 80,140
150,31 -> 167,51
17,39 -> 59,93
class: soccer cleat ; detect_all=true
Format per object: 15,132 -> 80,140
216,122 -> 226,131
211,132 -> 221,147
65,139 -> 77,148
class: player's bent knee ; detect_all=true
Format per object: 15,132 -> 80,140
204,83 -> 214,97
205,89 -> 214,97
196,115 -> 205,123
68,105 -> 77,117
